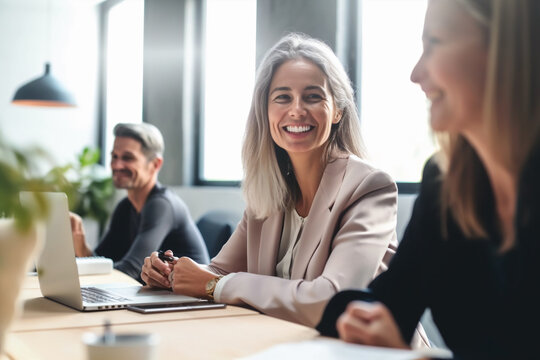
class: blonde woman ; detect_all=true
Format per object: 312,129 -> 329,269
317,0 -> 540,358
141,33 -> 398,328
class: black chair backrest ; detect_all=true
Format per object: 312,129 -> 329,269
196,210 -> 242,259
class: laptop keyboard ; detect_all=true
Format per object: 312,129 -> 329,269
81,287 -> 130,304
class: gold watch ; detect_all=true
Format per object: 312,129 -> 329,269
205,275 -> 224,300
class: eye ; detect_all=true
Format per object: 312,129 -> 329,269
305,93 -> 324,102
422,36 -> 441,54
273,93 -> 291,103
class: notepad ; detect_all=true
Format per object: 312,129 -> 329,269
76,256 -> 113,275
239,339 -> 453,360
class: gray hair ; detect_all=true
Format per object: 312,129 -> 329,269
242,33 -> 366,219
113,122 -> 164,160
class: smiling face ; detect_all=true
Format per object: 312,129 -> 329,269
110,137 -> 158,190
267,58 -> 341,159
410,0 -> 488,138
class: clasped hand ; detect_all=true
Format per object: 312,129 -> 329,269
337,301 -> 409,349
141,250 -> 218,298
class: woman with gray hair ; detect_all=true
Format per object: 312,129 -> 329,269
141,33 -> 400,329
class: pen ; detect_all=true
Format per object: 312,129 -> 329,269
158,250 -> 176,288
158,250 -> 175,263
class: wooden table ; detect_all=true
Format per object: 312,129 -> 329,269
4,271 -> 319,359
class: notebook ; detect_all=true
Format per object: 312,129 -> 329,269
76,256 -> 113,275
20,191 -> 208,311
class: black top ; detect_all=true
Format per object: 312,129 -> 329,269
95,183 -> 209,282
317,147 -> 540,359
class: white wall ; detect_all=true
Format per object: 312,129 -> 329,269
171,186 -> 245,222
0,0 -> 100,167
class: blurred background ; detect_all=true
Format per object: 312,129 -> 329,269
0,0 -> 434,188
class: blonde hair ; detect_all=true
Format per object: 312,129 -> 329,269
439,0 -> 540,238
242,33 -> 366,219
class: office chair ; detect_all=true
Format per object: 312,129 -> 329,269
196,210 -> 242,259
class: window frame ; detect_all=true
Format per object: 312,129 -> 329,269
193,0 -> 423,194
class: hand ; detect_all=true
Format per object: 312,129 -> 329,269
171,257 -> 219,298
141,250 -> 176,289
337,301 -> 409,349
69,212 -> 92,257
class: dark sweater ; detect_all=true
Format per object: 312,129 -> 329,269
317,147 -> 540,359
95,183 -> 209,282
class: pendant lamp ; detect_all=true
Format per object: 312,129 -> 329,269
12,62 -> 76,107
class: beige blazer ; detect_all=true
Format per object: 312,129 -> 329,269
208,155 -> 398,327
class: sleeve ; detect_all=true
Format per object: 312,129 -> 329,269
212,170 -> 398,327
316,289 -> 378,337
113,196 -> 176,280
368,158 -> 441,342
317,158 -> 442,342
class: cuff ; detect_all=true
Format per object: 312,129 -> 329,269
213,273 -> 235,302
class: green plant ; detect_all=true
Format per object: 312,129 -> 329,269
0,138 -> 48,231
44,147 -> 115,234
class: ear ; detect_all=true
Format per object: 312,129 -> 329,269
333,110 -> 343,124
151,157 -> 163,172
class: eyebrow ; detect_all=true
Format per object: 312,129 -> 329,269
269,85 -> 326,95
111,151 -> 135,157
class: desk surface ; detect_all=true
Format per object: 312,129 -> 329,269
6,271 -> 319,359
15,271 -> 258,332
7,313 -> 318,359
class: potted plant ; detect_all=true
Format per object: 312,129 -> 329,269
43,146 -> 115,240
0,137 -> 49,354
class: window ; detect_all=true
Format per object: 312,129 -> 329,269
200,0 -> 256,182
360,0 -> 436,184
197,0 -> 434,186
103,0 -> 144,165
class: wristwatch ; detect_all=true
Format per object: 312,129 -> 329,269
205,275 -> 224,300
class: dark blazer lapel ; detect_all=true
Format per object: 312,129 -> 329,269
290,157 -> 348,279
258,211 -> 284,275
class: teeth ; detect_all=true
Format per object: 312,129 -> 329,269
286,125 -> 312,133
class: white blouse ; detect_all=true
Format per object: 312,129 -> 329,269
275,209 -> 306,279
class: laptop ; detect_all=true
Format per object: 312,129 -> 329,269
20,191 -> 209,311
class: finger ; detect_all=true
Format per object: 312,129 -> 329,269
145,265 -> 171,288
164,249 -> 176,259
69,214 -> 77,230
337,311 -> 371,344
141,269 -> 168,288
346,301 -> 383,321
339,312 -> 382,345
150,252 -> 171,274
143,256 -> 171,288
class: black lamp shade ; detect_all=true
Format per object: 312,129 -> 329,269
12,63 -> 76,107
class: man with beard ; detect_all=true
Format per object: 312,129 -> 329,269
70,123 -> 209,282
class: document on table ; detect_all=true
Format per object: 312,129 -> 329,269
241,339 -> 453,360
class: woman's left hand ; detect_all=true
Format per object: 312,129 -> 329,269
171,257 -> 219,298
336,301 -> 409,349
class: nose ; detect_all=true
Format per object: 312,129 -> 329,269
110,158 -> 123,170
410,53 -> 425,85
288,97 -> 307,118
